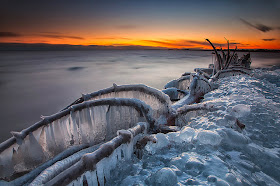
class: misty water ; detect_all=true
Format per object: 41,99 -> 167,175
0,50 -> 279,144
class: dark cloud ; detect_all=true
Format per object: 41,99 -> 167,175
0,32 -> 21,37
240,18 -> 274,32
142,39 -> 241,48
262,38 -> 276,41
0,32 -> 84,40
142,40 -> 187,47
40,31 -> 62,34
39,34 -> 84,40
95,37 -> 131,40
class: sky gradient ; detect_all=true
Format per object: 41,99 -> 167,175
0,0 -> 279,49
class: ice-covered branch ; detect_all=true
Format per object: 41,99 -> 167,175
43,122 -> 148,186
172,75 -> 212,110
63,84 -> 172,119
0,98 -> 154,181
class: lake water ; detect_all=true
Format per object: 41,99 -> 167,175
0,50 -> 279,142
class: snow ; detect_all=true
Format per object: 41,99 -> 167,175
104,70 -> 280,185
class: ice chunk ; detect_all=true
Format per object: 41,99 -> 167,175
150,167 -> 177,186
154,133 -> 169,149
179,127 -> 195,142
167,132 -> 182,143
145,133 -> 169,154
197,130 -> 222,146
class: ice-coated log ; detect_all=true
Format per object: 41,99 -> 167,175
172,75 -> 212,110
164,75 -> 192,91
162,88 -> 188,101
0,98 -> 154,181
29,144 -> 100,186
175,102 -> 218,127
194,68 -> 213,77
63,84 -> 172,119
206,39 -> 222,72
177,102 -> 218,115
211,68 -> 251,81
44,122 -> 148,186
0,145 -> 88,185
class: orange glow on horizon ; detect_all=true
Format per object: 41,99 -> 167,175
1,34 -> 279,50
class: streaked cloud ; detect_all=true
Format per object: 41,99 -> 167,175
0,32 -> 21,37
94,37 -> 131,40
0,31 -> 84,40
39,34 -> 84,40
240,18 -> 275,32
262,38 -> 276,41
142,39 -> 242,48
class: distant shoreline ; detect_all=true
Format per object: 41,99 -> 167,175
0,43 -> 279,52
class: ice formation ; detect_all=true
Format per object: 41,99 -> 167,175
1,39 -> 279,186
105,71 -> 280,186
0,98 -> 154,183
164,75 -> 192,91
64,84 -> 172,120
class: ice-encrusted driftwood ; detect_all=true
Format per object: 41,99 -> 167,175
205,38 -> 251,76
0,144 -> 90,186
172,75 -> 212,110
164,75 -> 192,91
42,122 -> 149,186
0,98 -> 154,181
175,103 -> 219,127
211,68 -> 251,81
63,84 -> 172,119
0,38 -> 254,185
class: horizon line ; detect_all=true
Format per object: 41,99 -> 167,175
0,42 -> 279,51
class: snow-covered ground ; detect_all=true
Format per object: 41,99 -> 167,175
107,67 -> 280,186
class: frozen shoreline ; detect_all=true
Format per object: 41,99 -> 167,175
0,49 -> 279,185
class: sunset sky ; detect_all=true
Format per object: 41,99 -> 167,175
0,0 -> 279,49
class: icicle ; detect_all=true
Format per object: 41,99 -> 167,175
70,110 -> 79,146
96,159 -> 105,186
27,132 -> 45,166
